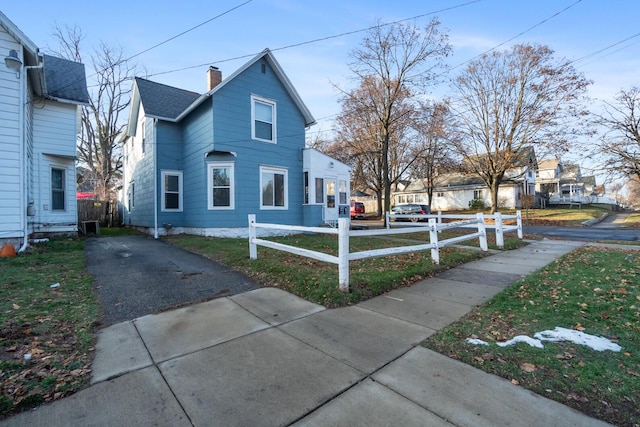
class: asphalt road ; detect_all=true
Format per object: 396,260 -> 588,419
522,224 -> 640,242
85,235 -> 258,326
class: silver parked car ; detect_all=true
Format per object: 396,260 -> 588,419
390,204 -> 431,222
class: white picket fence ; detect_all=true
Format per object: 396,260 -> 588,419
248,211 -> 522,293
385,211 -> 523,249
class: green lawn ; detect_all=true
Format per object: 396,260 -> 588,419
0,239 -> 100,416
165,229 -> 519,307
624,212 -> 640,227
503,206 -> 609,225
424,246 -> 640,427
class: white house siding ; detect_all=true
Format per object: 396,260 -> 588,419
421,184 -> 521,211
0,29 -> 22,239
32,101 -> 80,233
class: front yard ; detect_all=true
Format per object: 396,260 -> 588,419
424,246 -> 640,426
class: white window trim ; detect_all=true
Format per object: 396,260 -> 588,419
260,166 -> 288,210
251,95 -> 277,143
51,167 -> 66,212
208,162 -> 235,210
161,170 -> 183,212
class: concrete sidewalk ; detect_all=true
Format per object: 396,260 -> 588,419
1,239 -> 612,426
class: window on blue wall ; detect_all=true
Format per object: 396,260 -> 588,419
161,170 -> 183,211
141,122 -> 146,154
304,172 -> 309,204
261,166 -> 287,209
252,95 -> 276,143
128,182 -> 134,210
208,162 -> 234,209
51,168 -> 65,211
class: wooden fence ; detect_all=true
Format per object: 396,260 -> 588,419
77,199 -> 118,232
248,212 -> 522,293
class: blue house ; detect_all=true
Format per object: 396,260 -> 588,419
122,49 -> 350,237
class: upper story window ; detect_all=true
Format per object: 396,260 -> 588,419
51,168 -> 65,211
252,95 -> 276,143
141,122 -> 146,154
161,170 -> 183,211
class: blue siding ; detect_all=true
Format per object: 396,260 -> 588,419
128,54 -> 310,231
127,120 -> 155,227
208,58 -> 306,227
156,121 -> 185,226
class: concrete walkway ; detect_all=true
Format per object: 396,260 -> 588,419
1,239 -> 613,426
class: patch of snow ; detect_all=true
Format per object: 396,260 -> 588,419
534,327 -> 621,352
496,335 -> 544,349
465,338 -> 489,346
466,327 -> 621,352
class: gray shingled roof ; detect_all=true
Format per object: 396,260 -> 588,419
43,54 -> 89,104
135,77 -> 201,120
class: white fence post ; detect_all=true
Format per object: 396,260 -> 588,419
429,218 -> 440,264
516,210 -> 523,239
437,210 -> 442,226
248,214 -> 257,260
338,217 -> 350,293
476,212 -> 488,251
494,212 -> 504,249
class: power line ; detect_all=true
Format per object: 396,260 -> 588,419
447,0 -> 583,74
126,0 -> 254,62
146,0 -> 481,78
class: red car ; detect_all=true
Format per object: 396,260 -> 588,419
350,201 -> 365,219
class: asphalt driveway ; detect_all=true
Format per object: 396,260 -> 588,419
85,235 -> 259,326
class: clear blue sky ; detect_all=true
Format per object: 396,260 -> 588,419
3,0 -> 639,177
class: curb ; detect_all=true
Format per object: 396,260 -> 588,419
582,213 -> 609,227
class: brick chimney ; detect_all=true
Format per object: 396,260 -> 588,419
207,66 -> 222,91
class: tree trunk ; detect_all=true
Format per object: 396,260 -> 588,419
490,180 -> 500,214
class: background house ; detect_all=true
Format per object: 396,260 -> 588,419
0,12 -> 88,250
535,159 -> 620,209
394,148 -> 537,211
122,49 -> 348,237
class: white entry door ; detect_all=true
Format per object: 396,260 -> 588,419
323,179 -> 338,225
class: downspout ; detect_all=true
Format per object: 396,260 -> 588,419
18,54 -> 44,252
153,118 -> 158,239
18,48 -> 27,252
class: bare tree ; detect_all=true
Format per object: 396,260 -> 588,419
335,19 -> 451,219
51,25 -> 135,200
407,100 -> 457,209
594,87 -> 640,181
451,44 -> 591,213
625,177 -> 640,208
334,76 -> 416,215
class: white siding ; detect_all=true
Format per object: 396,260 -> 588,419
32,101 -> 79,232
0,27 -> 23,237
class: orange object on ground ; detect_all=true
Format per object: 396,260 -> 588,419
0,243 -> 16,257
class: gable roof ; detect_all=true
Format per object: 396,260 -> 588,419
43,54 -> 89,104
0,11 -> 39,65
129,48 -> 316,129
134,77 -> 200,120
179,48 -> 315,127
538,158 -> 560,170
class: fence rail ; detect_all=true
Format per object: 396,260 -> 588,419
385,211 -> 522,249
248,211 -> 522,293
